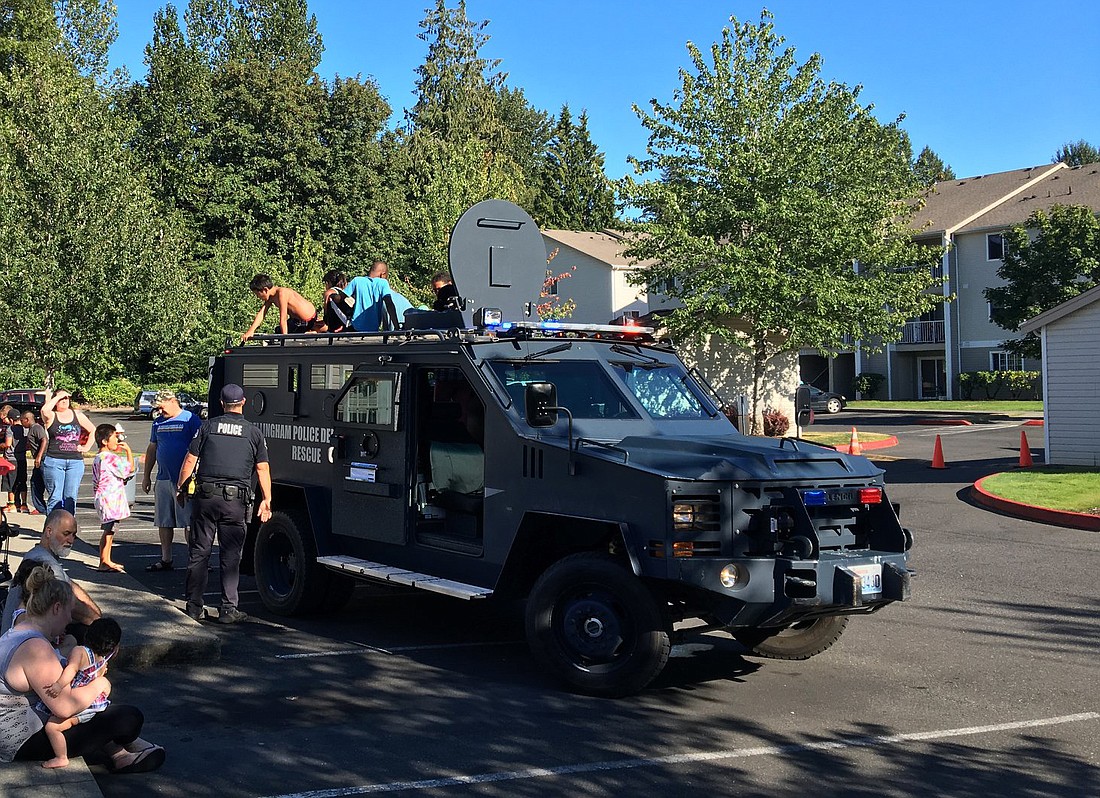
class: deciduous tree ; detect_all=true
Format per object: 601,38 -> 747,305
986,203 -> 1100,359
619,11 -> 942,431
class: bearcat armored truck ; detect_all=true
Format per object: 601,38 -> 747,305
212,200 -> 913,696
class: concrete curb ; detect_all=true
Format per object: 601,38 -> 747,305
2,516 -> 221,671
972,475 -> 1100,531
916,419 -> 972,426
828,435 -> 899,453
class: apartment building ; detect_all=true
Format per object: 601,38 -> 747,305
801,162 -> 1100,399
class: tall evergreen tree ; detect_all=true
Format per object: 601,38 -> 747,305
534,105 -> 616,230
913,145 -> 956,185
1053,139 -> 1100,166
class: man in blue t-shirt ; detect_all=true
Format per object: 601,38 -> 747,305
345,275 -> 393,332
140,390 -> 202,571
366,260 -> 414,330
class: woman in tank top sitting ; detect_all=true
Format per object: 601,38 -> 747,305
0,565 -> 164,771
39,390 -> 96,515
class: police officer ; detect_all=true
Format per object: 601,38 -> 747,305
177,383 -> 272,623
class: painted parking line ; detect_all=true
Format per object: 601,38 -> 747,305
275,640 -> 520,660
907,421 -> 1022,437
259,712 -> 1099,798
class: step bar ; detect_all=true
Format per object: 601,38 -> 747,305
317,555 -> 493,600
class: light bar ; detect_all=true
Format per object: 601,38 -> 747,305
503,320 -> 655,335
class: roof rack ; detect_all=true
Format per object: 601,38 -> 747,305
238,327 -> 482,348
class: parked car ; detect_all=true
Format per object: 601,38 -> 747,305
0,388 -> 47,418
134,389 -> 209,419
133,390 -> 158,418
807,385 -> 847,414
177,392 -> 209,419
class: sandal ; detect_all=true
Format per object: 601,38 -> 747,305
97,563 -> 125,573
145,560 -> 174,572
112,745 -> 165,774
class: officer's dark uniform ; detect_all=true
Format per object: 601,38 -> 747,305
184,412 -> 268,618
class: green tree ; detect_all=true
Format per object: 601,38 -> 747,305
913,145 -> 955,185
0,0 -> 193,386
402,1 -> 548,280
1052,139 -> 1100,166
986,203 -> 1100,359
534,105 -> 617,230
619,11 -> 942,431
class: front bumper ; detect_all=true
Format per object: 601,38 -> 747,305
662,550 -> 913,629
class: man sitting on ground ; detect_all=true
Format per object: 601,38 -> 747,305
241,274 -> 318,340
1,509 -> 101,636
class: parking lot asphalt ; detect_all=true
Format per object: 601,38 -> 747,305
4,409 -> 1097,797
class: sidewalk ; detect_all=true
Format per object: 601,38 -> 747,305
0,512 -> 220,794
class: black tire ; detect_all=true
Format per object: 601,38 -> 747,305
253,511 -> 329,615
526,553 -> 671,697
736,616 -> 849,660
826,397 -> 842,414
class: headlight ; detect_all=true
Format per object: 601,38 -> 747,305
719,563 -> 748,589
672,503 -> 696,525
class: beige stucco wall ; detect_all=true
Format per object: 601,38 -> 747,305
675,331 -> 800,431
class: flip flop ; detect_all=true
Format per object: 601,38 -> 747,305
112,745 -> 165,774
145,560 -> 174,572
96,564 -> 125,573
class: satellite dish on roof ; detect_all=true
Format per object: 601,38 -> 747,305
448,200 -> 547,322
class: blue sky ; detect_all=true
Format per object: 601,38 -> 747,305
109,1 -> 1100,181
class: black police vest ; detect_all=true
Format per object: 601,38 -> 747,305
195,415 -> 259,487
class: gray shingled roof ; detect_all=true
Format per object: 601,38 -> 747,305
909,163 -> 1064,239
955,162 -> 1100,233
542,229 -> 659,268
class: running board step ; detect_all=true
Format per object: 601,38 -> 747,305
317,555 -> 493,600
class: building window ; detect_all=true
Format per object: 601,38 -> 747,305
990,351 -> 1023,371
986,233 -> 1005,261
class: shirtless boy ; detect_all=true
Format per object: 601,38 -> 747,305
242,274 -> 319,340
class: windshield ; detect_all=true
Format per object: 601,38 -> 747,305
609,362 -> 711,419
489,361 -> 639,419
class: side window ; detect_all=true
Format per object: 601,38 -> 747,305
986,233 -> 1005,261
335,373 -> 401,430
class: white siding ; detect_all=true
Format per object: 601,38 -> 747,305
1044,301 -> 1100,466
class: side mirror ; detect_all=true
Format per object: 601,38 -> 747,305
525,382 -> 559,428
794,385 -> 814,429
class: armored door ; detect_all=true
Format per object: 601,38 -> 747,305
331,366 -> 410,544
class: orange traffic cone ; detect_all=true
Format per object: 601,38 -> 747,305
847,427 -> 863,456
1018,430 -> 1033,468
930,434 -> 946,469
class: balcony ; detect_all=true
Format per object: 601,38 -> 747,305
900,320 -> 945,344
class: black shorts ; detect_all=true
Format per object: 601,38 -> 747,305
278,314 -> 317,334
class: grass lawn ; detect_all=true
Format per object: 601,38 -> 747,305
801,431 -> 893,447
980,467 -> 1100,514
850,400 -> 1042,415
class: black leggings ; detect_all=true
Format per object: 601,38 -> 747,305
15,704 -> 144,761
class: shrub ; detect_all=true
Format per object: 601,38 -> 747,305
854,372 -> 886,399
81,378 -> 142,408
762,408 -> 790,437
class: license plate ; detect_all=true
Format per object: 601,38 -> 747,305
849,564 -> 883,596
828,489 -> 857,505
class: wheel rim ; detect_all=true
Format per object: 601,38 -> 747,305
827,398 -> 841,413
262,527 -> 299,601
553,586 -> 635,672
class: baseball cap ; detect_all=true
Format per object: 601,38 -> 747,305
220,383 -> 246,404
153,389 -> 177,408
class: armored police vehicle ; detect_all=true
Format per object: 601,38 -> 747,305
212,200 -> 913,696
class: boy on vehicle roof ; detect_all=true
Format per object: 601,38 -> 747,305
242,274 -> 318,340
